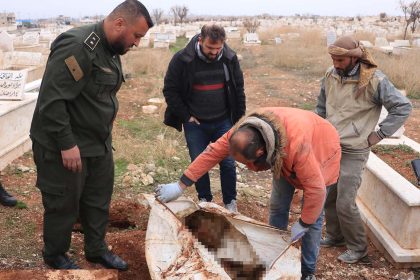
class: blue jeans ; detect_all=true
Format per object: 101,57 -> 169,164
183,118 -> 236,205
269,177 -> 324,277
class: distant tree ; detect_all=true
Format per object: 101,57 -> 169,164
243,18 -> 260,33
379,12 -> 387,22
170,5 -> 189,26
400,0 -> 420,39
152,8 -> 164,25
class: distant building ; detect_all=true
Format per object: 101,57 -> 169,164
0,13 -> 17,31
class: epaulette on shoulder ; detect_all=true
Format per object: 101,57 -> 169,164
84,32 -> 100,51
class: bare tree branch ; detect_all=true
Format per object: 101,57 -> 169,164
152,8 -> 164,26
243,18 -> 260,33
400,0 -> 420,39
170,5 -> 189,26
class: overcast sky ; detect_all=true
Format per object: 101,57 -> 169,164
2,0 -> 403,19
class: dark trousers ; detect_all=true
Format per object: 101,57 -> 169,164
32,141 -> 114,258
269,177 -> 325,277
183,118 -> 236,205
324,152 -> 369,253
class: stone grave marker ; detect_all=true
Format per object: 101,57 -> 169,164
0,69 -> 27,100
0,31 -> 13,52
375,37 -> 389,47
4,51 -> 43,66
274,37 -> 282,45
22,31 -> 40,45
390,40 -> 410,48
326,30 -> 337,46
243,33 -> 261,45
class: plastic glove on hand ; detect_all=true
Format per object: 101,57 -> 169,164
155,182 -> 183,203
290,220 -> 309,242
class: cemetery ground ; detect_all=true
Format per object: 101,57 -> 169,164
1,33 -> 420,279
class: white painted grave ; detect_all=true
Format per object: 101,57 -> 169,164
226,27 -> 241,40
22,31 -> 40,45
274,37 -> 282,45
326,30 -> 337,46
375,37 -> 389,47
390,40 -> 410,48
358,139 -> 420,266
4,51 -> 43,66
243,33 -> 261,45
39,29 -> 56,42
0,31 -> 13,52
0,69 -> 27,100
0,89 -> 39,171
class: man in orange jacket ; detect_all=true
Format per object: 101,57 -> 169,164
156,107 -> 341,280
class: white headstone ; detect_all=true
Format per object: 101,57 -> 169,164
0,31 -> 14,52
156,33 -> 170,41
274,37 -> 282,45
413,38 -> 420,47
153,40 -> 169,49
22,31 -> 40,45
390,40 -> 410,48
243,33 -> 261,45
4,51 -> 43,66
0,70 -> 27,100
226,27 -> 241,40
40,29 -> 56,41
326,30 -> 337,46
375,37 -> 389,47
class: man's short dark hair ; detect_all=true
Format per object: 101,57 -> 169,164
230,125 -> 265,160
109,0 -> 154,28
200,24 -> 226,42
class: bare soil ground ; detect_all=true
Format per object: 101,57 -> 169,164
1,45 -> 419,279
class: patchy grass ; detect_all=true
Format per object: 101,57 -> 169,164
170,36 -> 189,53
15,201 -> 28,209
121,48 -> 172,78
114,158 -> 129,178
371,144 -> 418,156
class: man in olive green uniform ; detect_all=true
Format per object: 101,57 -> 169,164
30,0 -> 153,270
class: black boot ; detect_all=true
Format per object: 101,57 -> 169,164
43,253 -> 80,269
0,183 -> 17,207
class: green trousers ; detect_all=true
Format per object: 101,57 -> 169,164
324,152 -> 370,253
33,141 -> 114,258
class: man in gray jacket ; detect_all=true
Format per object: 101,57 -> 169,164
316,35 -> 412,264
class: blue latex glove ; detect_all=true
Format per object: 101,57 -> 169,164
155,182 -> 183,203
290,220 -> 309,242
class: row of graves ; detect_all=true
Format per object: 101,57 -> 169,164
0,28 -> 51,170
326,29 -> 420,56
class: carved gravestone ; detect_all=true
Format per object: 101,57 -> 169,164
0,69 -> 27,100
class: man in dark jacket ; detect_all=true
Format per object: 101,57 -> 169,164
163,24 -> 246,212
30,0 -> 153,270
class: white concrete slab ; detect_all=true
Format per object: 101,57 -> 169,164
0,91 -> 38,170
357,141 -> 420,266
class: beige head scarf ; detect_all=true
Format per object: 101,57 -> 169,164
328,35 -> 377,99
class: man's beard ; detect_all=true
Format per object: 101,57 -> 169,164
110,37 -> 128,55
335,63 -> 354,77
204,52 -> 218,61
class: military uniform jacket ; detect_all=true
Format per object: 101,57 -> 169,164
30,22 -> 124,156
